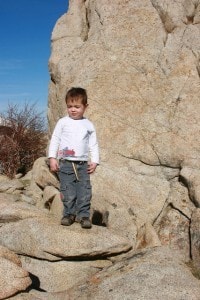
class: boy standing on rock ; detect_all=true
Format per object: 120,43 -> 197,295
48,87 -> 99,229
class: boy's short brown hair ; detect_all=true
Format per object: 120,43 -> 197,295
65,87 -> 88,106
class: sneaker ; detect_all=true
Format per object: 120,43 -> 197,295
80,217 -> 92,229
61,215 -> 75,226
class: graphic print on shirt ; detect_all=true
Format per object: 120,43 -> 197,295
48,116 -> 99,163
58,147 -> 75,158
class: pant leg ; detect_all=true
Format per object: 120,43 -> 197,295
58,161 -> 77,217
76,163 -> 92,219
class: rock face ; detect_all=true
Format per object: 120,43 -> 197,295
67,247 -> 200,300
0,157 -> 199,299
48,0 -> 200,257
0,246 -> 31,299
1,0 -> 200,299
0,160 -> 132,299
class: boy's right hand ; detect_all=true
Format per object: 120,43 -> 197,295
49,158 -> 59,172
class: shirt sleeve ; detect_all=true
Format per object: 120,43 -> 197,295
48,119 -> 62,158
89,125 -> 99,164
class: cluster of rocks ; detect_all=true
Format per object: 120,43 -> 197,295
0,157 -> 131,299
1,0 -> 200,298
0,157 -> 200,299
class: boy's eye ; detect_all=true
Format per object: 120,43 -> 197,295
67,105 -> 81,109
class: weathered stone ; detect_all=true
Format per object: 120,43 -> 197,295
32,157 -> 59,189
0,198 -> 50,223
2,0 -> 200,298
166,178 -> 196,219
20,170 -> 33,186
49,192 -> 63,220
48,0 -> 200,240
155,206 -> 191,261
20,193 -> 36,205
180,166 -> 200,207
106,207 -> 137,244
0,257 -> 31,300
92,158 -> 171,230
136,222 -> 161,249
190,208 -> 200,268
24,181 -> 43,207
67,246 -> 200,300
42,185 -> 59,210
0,245 -> 21,266
8,294 -> 40,300
0,175 -> 10,182
0,218 -> 132,261
21,256 -> 111,293
0,178 -> 24,193
15,173 -> 23,179
0,192 -> 19,202
19,291 -> 69,300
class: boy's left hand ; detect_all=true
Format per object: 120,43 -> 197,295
87,162 -> 98,174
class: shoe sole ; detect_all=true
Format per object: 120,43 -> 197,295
61,217 -> 75,226
61,221 -> 74,226
61,222 -> 74,226
81,223 -> 92,229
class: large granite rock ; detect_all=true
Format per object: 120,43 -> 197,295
0,218 -> 132,261
0,246 -> 31,299
66,246 -> 200,300
48,0 -> 200,247
20,256 -> 111,293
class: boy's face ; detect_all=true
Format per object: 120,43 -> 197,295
66,98 -> 88,120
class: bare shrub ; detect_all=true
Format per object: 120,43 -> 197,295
0,135 -> 20,178
0,102 -> 47,178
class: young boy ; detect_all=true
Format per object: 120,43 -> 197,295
48,87 -> 99,229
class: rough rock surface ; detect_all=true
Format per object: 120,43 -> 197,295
0,255 -> 31,300
48,0 -> 200,253
0,218 -> 132,260
0,167 -> 132,299
66,247 -> 200,300
20,256 -> 111,292
1,163 -> 200,299
1,0 -> 200,298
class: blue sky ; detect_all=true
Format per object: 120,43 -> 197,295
0,0 -> 69,116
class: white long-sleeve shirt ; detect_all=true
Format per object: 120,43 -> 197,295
48,116 -> 99,164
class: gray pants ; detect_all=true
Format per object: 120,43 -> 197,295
58,160 -> 92,219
